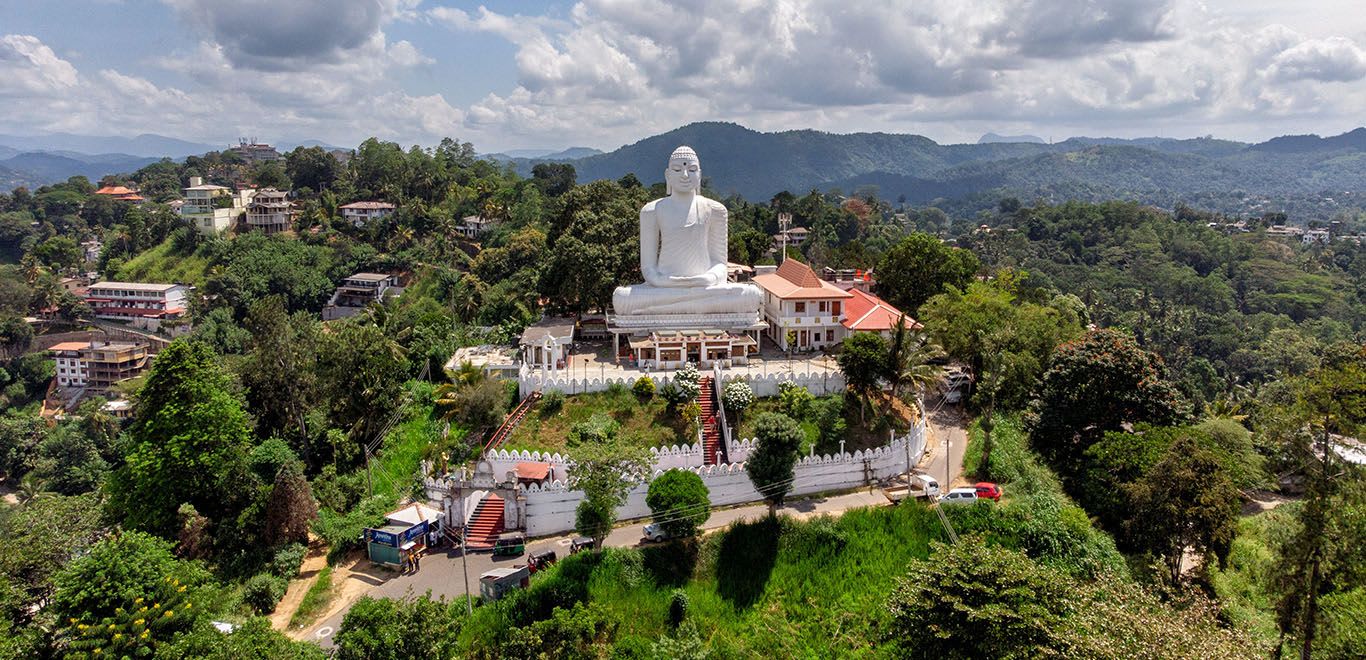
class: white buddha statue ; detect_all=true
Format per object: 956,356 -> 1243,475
612,146 -> 762,319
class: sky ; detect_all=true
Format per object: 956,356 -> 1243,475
2,0 -> 1366,153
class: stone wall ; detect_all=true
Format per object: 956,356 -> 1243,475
519,419 -> 928,537
518,369 -> 845,398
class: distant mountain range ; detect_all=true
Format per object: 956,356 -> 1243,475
0,151 -> 164,190
510,122 -> 1366,210
484,146 -> 603,162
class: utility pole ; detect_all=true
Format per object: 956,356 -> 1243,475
364,448 -> 374,497
778,212 -> 792,263
460,487 -> 473,614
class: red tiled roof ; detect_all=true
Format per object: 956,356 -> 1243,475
753,259 -> 853,300
95,186 -> 136,196
842,288 -> 919,332
339,201 -> 396,210
515,462 -> 551,481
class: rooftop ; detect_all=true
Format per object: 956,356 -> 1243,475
346,272 -> 392,282
340,201 -> 396,210
520,317 -> 576,345
88,281 -> 185,292
842,289 -> 918,332
48,341 -> 90,352
753,259 -> 853,300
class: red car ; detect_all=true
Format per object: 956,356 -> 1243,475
974,482 -> 1003,502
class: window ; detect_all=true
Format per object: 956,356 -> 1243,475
818,301 -> 827,313
832,301 -> 841,315
826,330 -> 834,342
795,302 -> 806,313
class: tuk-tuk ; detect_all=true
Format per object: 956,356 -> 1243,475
479,565 -> 530,601
528,550 -> 557,573
492,532 -> 526,557
569,537 -> 595,555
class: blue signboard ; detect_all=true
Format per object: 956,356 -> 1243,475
400,520 -> 429,544
366,529 -> 398,547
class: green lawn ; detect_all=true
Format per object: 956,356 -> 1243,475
114,238 -> 211,285
372,380 -> 461,502
503,388 -> 693,453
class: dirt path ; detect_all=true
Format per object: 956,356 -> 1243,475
286,552 -> 393,641
269,541 -> 329,631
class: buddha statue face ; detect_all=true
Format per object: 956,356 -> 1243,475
664,146 -> 701,195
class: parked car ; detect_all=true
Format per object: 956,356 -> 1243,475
884,473 -> 942,503
479,566 -> 530,602
974,482 -> 1003,502
642,523 -> 671,543
940,488 -> 979,504
569,537 -> 595,555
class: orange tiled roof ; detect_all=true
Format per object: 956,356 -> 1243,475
95,185 -> 136,196
842,288 -> 919,332
753,258 -> 852,300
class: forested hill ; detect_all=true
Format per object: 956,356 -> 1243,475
517,122 -> 1366,210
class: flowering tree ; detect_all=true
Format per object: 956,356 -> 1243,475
722,381 -> 754,420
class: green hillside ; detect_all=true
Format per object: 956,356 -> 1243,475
112,237 -> 211,285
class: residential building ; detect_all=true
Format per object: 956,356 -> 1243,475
322,273 -> 402,320
752,259 -> 852,352
456,214 -> 496,239
1265,225 -> 1305,239
181,176 -> 255,235
228,139 -> 281,164
773,226 -> 810,249
93,185 -> 145,204
1304,228 -> 1331,245
841,288 -> 917,339
340,201 -> 396,227
246,188 -> 294,234
48,341 -> 150,391
83,281 -> 191,330
81,239 -> 103,264
822,267 -> 875,293
447,345 -> 520,380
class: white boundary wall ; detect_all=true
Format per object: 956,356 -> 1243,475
517,418 -> 928,536
520,370 -> 845,398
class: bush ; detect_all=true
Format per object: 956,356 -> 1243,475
568,413 -> 620,447
606,381 -> 629,397
540,389 -> 565,415
674,363 -> 701,400
250,438 -> 300,483
271,543 -> 307,579
646,469 -> 710,538
778,382 -> 814,419
722,380 -> 754,413
667,589 -> 690,628
243,573 -> 289,614
632,376 -> 656,399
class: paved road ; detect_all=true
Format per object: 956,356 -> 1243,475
305,400 -> 971,646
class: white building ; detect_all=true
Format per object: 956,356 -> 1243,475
48,341 -> 150,391
50,342 -> 89,387
340,201 -> 396,227
181,177 -> 254,235
752,259 -> 853,352
83,281 -> 192,330
322,273 -> 402,320
456,215 -> 497,239
246,188 -> 294,234
1304,228 -> 1331,245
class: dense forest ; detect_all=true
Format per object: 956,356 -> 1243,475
0,134 -> 1362,658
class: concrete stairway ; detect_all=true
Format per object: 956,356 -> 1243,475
699,376 -> 725,465
464,493 -> 505,551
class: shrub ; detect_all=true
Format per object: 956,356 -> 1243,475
632,376 -> 656,399
249,437 -> 300,483
243,573 -> 289,614
667,589 -> 690,628
674,363 -> 701,400
568,413 -> 619,447
659,382 -> 688,407
646,469 -> 710,538
606,381 -> 629,397
540,389 -> 565,415
722,380 -> 754,413
271,543 -> 307,579
778,382 -> 814,419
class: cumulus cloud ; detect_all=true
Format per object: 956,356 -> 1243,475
161,0 -> 412,71
433,0 -> 1366,146
0,34 -> 79,97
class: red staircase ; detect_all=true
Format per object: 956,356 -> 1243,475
483,390 -> 542,455
699,376 -> 725,465
464,493 -> 505,551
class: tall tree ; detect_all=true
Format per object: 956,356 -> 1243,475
875,232 -> 980,314
1027,329 -> 1187,475
883,317 -> 944,416
264,462 -> 319,546
569,440 -> 652,548
242,296 -> 321,456
837,331 -> 887,423
107,340 -> 255,534
746,412 -> 804,514
646,469 -> 710,538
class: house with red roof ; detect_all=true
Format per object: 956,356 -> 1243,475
752,258 -> 853,352
841,288 -> 918,338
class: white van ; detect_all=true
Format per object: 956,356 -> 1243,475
910,474 -> 941,498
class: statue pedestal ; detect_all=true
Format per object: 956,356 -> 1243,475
609,311 -> 764,330
607,311 -> 767,370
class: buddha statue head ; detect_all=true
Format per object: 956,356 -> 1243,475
665,146 -> 702,196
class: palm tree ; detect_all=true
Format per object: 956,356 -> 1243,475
883,316 -> 945,418
16,474 -> 50,507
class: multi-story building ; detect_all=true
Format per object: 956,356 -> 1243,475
246,188 -> 294,234
81,239 -> 103,264
752,258 -> 853,352
322,273 -> 402,320
48,341 -> 150,391
228,140 -> 281,164
340,201 -> 396,227
456,214 -> 496,239
841,288 -> 915,340
181,176 -> 255,235
83,281 -> 191,330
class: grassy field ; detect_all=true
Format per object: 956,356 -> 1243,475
371,380 -> 459,502
288,565 -> 334,629
113,238 -> 211,285
458,503 -> 948,656
503,387 -> 693,452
